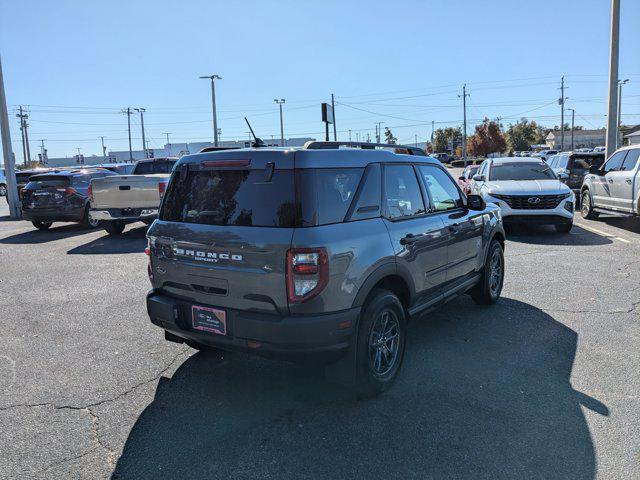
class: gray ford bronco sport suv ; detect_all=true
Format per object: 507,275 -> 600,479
146,141 -> 506,396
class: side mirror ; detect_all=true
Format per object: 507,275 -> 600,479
458,175 -> 465,181
589,165 -> 601,175
557,171 -> 569,180
467,194 -> 486,211
472,174 -> 485,182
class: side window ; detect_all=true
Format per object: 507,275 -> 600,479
547,156 -> 557,168
383,165 -> 426,219
418,165 -> 464,211
603,151 -> 627,173
72,174 -> 90,189
349,164 -> 381,221
620,149 -> 640,171
477,162 -> 487,178
557,156 -> 569,169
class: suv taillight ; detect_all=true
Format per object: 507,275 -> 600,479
64,187 -> 77,197
286,248 -> 328,303
88,184 -> 93,203
158,181 -> 167,199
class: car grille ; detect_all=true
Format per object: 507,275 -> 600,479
493,194 -> 566,210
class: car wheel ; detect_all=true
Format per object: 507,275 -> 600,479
0,184 -> 6,196
354,289 -> 407,398
80,206 -> 100,229
470,239 -> 504,305
32,221 -> 52,230
555,222 -> 573,234
104,221 -> 126,235
581,190 -> 599,220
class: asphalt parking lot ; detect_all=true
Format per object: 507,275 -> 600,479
0,197 -> 639,480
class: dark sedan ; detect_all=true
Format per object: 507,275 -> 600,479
21,169 -> 117,230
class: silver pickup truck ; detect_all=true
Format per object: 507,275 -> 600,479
89,158 -> 177,234
580,146 -> 640,220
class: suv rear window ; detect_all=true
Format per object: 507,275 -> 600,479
133,161 -> 176,175
25,175 -> 70,189
161,168 -> 297,227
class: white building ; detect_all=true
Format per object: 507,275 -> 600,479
545,129 -> 621,150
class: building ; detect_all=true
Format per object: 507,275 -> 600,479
545,129 -> 621,150
624,131 -> 640,146
108,137 -> 316,162
44,155 -> 114,168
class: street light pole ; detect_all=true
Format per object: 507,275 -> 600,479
163,132 -> 171,156
99,136 -> 107,159
0,54 -> 20,218
605,0 -> 620,158
274,99 -> 285,147
617,79 -> 629,147
134,108 -> 146,158
200,74 -> 222,146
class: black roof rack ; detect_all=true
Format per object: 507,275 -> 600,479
303,141 -> 426,156
198,146 -> 241,153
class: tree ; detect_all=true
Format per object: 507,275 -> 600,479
433,127 -> 462,153
384,127 -> 397,144
504,118 -> 548,152
467,118 -> 507,157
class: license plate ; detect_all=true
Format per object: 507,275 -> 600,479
191,305 -> 227,335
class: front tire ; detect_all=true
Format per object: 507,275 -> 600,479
32,221 -> 52,230
354,289 -> 407,398
104,221 -> 126,235
581,190 -> 599,220
470,239 -> 504,305
0,184 -> 6,197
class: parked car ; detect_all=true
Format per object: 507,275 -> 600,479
89,157 -> 177,235
457,164 -> 480,194
432,153 -> 450,163
534,150 -> 558,162
547,152 -> 605,200
593,146 -> 606,153
21,169 -> 118,230
95,163 -> 137,175
0,169 -> 6,197
145,143 -> 506,396
469,157 -> 574,233
581,146 -> 640,220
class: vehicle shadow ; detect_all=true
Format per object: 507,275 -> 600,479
112,296 -> 607,480
597,215 -> 640,235
67,225 -> 148,255
506,224 -> 612,246
0,223 -> 93,244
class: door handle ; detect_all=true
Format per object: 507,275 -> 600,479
449,223 -> 460,233
626,179 -> 632,184
400,233 -> 425,245
608,179 -> 614,183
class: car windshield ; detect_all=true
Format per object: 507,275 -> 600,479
489,162 -> 557,181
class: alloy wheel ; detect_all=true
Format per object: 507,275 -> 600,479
368,309 -> 400,377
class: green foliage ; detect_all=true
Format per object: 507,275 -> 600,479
504,118 -> 548,152
433,127 -> 462,153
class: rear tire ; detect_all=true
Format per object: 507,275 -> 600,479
354,289 -> 407,398
81,206 -> 100,229
555,222 -> 573,234
581,190 -> 599,220
32,221 -> 52,230
104,221 -> 126,235
470,239 -> 504,305
0,184 -> 6,196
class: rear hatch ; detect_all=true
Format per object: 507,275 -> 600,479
91,174 -> 167,209
148,150 -> 296,315
22,175 -> 71,208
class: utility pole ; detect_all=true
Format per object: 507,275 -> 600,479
348,129 -> 352,141
200,74 -> 221,146
617,79 -> 629,147
375,122 -> 383,143
38,139 -> 45,164
431,120 -> 435,152
0,54 -> 20,218
331,93 -> 337,141
605,0 -> 620,158
123,108 -> 133,161
559,76 -> 567,151
568,108 -> 575,151
274,99 -> 285,147
415,134 -> 418,147
17,106 -> 31,166
134,108 -> 146,158
163,132 -> 171,156
459,84 -> 470,165
99,136 -> 107,159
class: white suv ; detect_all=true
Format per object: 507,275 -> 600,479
470,157 -> 575,233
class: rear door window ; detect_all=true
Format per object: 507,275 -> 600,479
383,165 -> 426,219
161,168 -> 297,227
296,168 -> 363,226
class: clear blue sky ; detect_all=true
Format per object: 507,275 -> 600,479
1,0 -> 639,159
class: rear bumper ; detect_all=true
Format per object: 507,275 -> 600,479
90,208 -> 158,222
146,291 -> 359,363
22,206 -> 84,222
